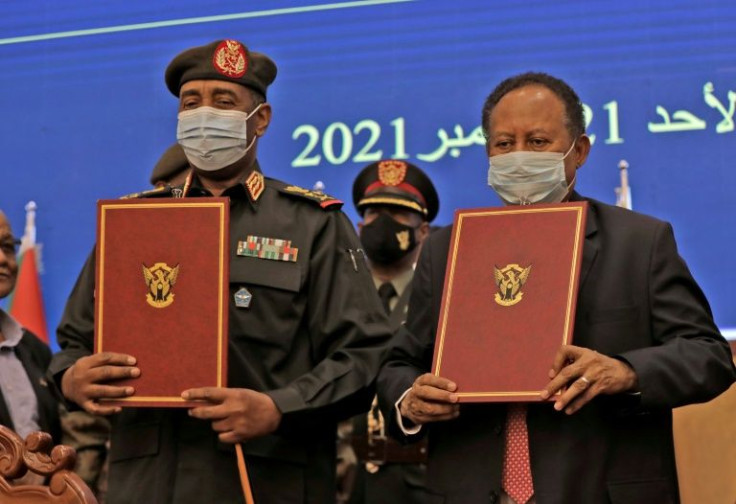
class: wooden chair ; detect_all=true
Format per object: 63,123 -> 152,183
0,425 -> 98,504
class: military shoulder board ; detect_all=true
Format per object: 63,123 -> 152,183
119,186 -> 171,199
276,183 -> 343,210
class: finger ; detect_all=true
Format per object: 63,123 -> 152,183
218,431 -> 244,444
549,345 -> 583,378
211,418 -> 232,432
415,373 -> 457,392
188,404 -> 230,421
564,384 -> 597,415
82,399 -> 122,416
412,383 -> 459,404
182,387 -> 228,403
89,352 -> 137,367
414,405 -> 460,422
541,362 -> 580,399
406,399 -> 460,423
85,384 -> 135,399
553,375 -> 591,411
87,365 -> 140,384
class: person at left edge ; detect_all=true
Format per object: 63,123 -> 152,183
0,210 -> 61,485
48,39 -> 394,504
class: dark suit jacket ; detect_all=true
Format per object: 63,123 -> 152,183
0,330 -> 61,443
377,195 -> 736,504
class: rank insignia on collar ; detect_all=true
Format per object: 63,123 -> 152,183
234,287 -> 253,308
493,263 -> 532,307
237,235 -> 299,262
245,171 -> 265,202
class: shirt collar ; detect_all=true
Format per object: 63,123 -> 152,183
0,308 -> 24,349
372,267 -> 414,298
179,161 -> 265,211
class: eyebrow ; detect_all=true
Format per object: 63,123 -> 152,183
211,87 -> 240,100
180,89 -> 201,99
490,128 -> 553,137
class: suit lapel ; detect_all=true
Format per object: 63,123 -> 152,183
574,194 -> 599,291
0,387 -> 13,430
14,336 -> 51,433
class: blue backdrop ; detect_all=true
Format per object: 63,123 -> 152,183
2,0 -> 735,347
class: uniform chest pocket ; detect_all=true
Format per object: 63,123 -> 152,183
230,256 -> 302,292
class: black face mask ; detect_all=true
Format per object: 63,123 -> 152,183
360,213 -> 418,265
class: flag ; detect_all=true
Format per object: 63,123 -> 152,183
7,202 -> 49,344
615,159 -> 633,210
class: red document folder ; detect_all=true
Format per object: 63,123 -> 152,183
431,202 -> 588,402
94,198 -> 229,407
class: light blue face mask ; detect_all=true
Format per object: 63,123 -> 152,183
176,105 -> 261,172
487,141 -> 576,205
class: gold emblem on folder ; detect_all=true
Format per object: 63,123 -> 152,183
493,263 -> 531,307
142,262 -> 180,308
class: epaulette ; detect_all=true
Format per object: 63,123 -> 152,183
119,186 -> 173,199
270,179 -> 343,210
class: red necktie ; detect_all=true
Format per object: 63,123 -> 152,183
503,404 -> 534,504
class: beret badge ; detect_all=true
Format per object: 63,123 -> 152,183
213,40 -> 247,78
377,160 -> 407,186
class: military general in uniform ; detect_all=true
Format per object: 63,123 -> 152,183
49,39 -> 393,504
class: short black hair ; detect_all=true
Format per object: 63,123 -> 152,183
481,72 -> 585,140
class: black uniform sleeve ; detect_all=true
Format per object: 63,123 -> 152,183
47,248 -> 96,391
266,211 -> 393,430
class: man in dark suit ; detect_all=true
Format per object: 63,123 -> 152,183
0,210 -> 60,444
377,72 -> 736,504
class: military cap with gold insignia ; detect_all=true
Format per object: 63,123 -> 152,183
353,160 -> 439,222
150,143 -> 189,186
165,39 -> 277,98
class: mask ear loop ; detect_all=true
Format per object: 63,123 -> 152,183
242,103 -> 264,154
562,140 -> 577,160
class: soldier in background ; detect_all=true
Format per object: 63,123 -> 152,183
343,159 -> 439,504
150,143 -> 190,188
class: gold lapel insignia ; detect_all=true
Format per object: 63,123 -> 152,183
245,171 -> 265,202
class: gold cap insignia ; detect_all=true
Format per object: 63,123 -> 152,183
142,262 -> 180,308
493,263 -> 531,307
213,40 -> 247,78
378,160 -> 407,186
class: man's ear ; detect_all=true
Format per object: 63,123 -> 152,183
357,221 -> 364,234
574,134 -> 591,169
417,221 -> 431,243
253,103 -> 272,137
